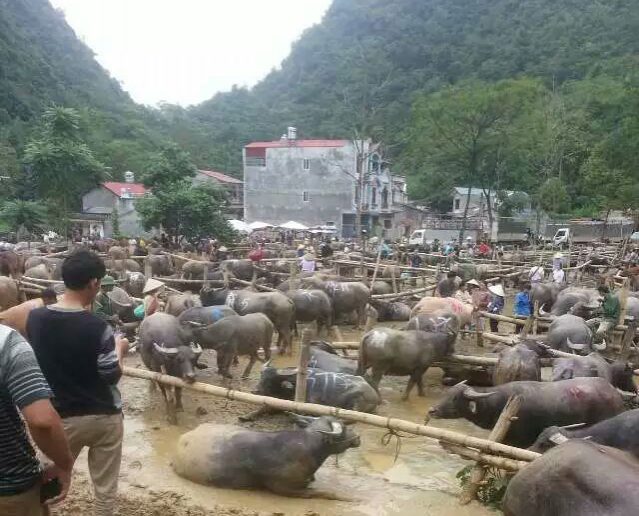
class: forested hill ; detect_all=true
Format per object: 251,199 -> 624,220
188,0 -> 639,170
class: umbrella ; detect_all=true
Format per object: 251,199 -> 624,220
279,221 -> 308,230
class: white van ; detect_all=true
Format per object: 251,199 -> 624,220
553,228 -> 570,247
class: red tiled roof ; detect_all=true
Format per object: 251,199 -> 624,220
101,182 -> 147,197
197,170 -> 243,184
245,139 -> 348,149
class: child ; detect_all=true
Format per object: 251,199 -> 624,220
513,282 -> 532,333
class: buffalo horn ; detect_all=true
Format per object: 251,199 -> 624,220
549,433 -> 569,445
185,320 -> 205,327
276,368 -> 298,377
538,304 -> 550,317
153,342 -> 179,356
319,421 -> 343,436
190,343 -> 203,355
566,337 -> 585,351
593,339 -> 607,351
262,359 -> 273,370
462,387 -> 496,400
559,423 -> 587,430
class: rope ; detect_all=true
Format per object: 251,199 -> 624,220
379,417 -> 418,464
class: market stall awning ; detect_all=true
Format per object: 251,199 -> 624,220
228,219 -> 250,232
247,221 -> 273,231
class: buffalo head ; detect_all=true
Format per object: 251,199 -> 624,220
293,415 -> 361,453
426,381 -> 496,422
153,342 -> 205,382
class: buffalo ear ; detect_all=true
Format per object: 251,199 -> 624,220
196,362 -> 208,370
282,381 -> 294,390
468,401 -> 477,414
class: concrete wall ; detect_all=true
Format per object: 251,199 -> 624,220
244,144 -> 357,233
83,188 -> 116,213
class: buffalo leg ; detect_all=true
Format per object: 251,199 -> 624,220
403,370 -> 425,401
370,366 -> 385,393
242,353 -> 257,379
217,353 -> 234,379
158,384 -> 178,425
416,373 -> 426,397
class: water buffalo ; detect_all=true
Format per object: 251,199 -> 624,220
551,352 -> 637,392
540,287 -> 600,318
426,377 -> 625,447
178,305 -> 237,327
146,254 -> 174,276
125,271 -> 146,298
546,314 -> 602,354
286,289 -> 333,335
308,342 -> 358,375
492,341 -> 543,385
106,258 -> 141,274
530,409 -> 639,456
503,441 -> 639,516
181,260 -> 216,280
358,327 -> 456,400
172,416 -> 360,497
250,365 -> 379,415
220,259 -> 262,282
165,292 -> 202,317
0,250 -> 23,278
370,281 -> 393,296
200,288 -> 294,353
410,297 -> 473,327
304,278 -> 370,329
530,282 -> 565,313
0,276 -> 20,310
189,313 -> 273,379
107,245 -> 128,260
369,299 -> 411,322
138,313 -> 205,423
24,264 -> 51,280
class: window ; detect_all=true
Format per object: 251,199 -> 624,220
325,221 -> 335,226
371,187 -> 377,205
384,219 -> 392,229
454,199 -> 461,210
303,191 -> 310,202
303,158 -> 311,171
246,157 -> 266,167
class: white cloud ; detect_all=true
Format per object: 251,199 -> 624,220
49,0 -> 332,106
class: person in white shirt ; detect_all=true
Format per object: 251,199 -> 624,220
529,265 -> 544,283
552,265 -> 566,284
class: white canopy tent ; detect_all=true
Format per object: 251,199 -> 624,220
228,219 -> 250,233
278,221 -> 309,230
247,221 -> 273,231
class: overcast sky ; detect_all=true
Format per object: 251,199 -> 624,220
49,0 -> 332,107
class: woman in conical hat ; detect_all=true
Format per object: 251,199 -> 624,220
487,283 -> 505,333
142,278 -> 165,317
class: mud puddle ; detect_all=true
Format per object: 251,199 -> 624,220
63,324 -> 497,516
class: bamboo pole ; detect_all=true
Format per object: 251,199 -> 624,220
439,443 -> 528,472
295,329 -> 312,402
459,395 -> 522,504
371,284 -> 437,300
370,247 -> 383,286
122,366 -> 540,462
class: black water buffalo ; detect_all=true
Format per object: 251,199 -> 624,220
172,416 -> 360,497
165,292 -> 202,317
308,342 -> 358,375
138,313 -> 205,423
369,299 -> 411,322
358,327 -> 455,400
492,341 -> 544,385
181,260 -> 216,280
530,409 -> 639,456
546,314 -> 603,354
405,309 -> 461,334
426,377 -> 625,447
540,287 -> 600,318
530,282 -> 565,313
189,313 -> 273,378
200,288 -> 294,353
251,365 -> 379,415
503,441 -> 639,516
304,278 -> 370,329
551,352 -> 637,392
146,254 -> 174,276
286,289 -> 333,334
178,305 -> 237,327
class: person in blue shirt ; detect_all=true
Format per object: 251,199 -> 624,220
513,282 -> 532,333
487,284 -> 505,333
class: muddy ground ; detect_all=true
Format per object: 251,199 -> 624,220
53,323 -> 501,516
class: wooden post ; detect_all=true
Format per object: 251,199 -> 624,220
476,314 -> 484,347
289,260 -> 297,292
533,300 -> 539,335
360,255 -> 366,285
144,260 -> 152,282
295,329 -> 311,403
619,321 -> 637,360
390,265 -> 398,294
459,394 -> 523,505
223,269 -> 230,289
203,263 -> 210,289
618,277 -> 630,350
371,246 -> 383,285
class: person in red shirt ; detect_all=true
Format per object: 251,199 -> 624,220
477,242 -> 491,257
247,244 -> 264,263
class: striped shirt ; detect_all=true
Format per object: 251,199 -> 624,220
27,306 -> 122,418
0,324 -> 52,496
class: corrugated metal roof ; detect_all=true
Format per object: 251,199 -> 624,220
197,170 -> 243,184
102,182 -> 147,197
245,140 -> 348,149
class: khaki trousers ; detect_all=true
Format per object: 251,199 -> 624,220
0,483 -> 42,516
63,414 -> 123,516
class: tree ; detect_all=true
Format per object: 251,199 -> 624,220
404,79 -> 540,240
0,200 -> 46,237
23,106 -> 105,232
136,183 -> 235,244
538,178 -> 570,216
141,143 -> 197,189
111,208 -> 121,239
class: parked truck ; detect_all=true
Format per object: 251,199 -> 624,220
547,221 -> 634,246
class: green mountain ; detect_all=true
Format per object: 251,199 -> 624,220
187,0 -> 639,173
